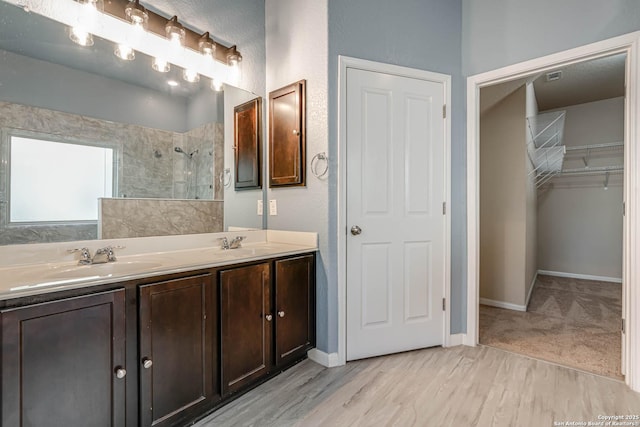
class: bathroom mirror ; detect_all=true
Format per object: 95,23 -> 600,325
0,1 -> 266,245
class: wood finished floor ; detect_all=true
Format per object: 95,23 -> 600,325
194,345 -> 640,427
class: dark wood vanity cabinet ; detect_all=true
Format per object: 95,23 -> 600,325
274,254 -> 315,367
0,252 -> 315,427
138,274 -> 218,427
1,289 -> 126,427
219,254 -> 316,395
220,263 -> 272,396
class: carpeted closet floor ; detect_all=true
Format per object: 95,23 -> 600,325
479,274 -> 622,379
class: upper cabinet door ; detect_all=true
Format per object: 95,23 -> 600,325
234,97 -> 263,190
1,289 -> 126,427
269,80 -> 306,187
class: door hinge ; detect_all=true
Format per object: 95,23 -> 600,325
622,318 -> 626,334
442,105 -> 446,119
623,202 -> 626,216
442,202 -> 446,215
442,298 -> 446,311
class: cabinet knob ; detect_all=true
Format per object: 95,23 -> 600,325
142,358 -> 153,369
115,368 -> 127,379
265,314 -> 273,321
278,311 -> 285,318
292,129 -> 300,136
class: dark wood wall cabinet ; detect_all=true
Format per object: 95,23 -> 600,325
269,80 -> 306,187
234,97 -> 262,190
0,252 -> 315,427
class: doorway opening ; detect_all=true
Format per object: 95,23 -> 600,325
477,53 -> 625,379
466,32 -> 640,392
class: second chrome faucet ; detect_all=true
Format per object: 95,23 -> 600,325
218,236 -> 247,250
68,246 -> 122,265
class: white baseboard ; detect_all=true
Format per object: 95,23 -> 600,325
537,269 -> 622,284
525,272 -> 538,309
479,297 -> 527,312
307,349 -> 341,368
446,333 -> 465,347
463,333 -> 477,346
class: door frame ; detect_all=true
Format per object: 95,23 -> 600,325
337,56 -> 453,366
465,32 -> 640,392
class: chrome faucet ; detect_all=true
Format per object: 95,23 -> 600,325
68,246 -> 121,265
92,246 -> 117,264
229,236 -> 246,249
68,247 -> 92,265
217,236 -> 246,250
218,237 -> 230,250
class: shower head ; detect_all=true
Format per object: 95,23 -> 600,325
174,146 -> 197,158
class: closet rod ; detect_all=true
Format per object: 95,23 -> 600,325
565,142 -> 623,151
557,165 -> 623,176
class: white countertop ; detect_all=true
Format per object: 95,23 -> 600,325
0,230 -> 318,301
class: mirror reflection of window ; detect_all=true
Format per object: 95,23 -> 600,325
9,135 -> 115,223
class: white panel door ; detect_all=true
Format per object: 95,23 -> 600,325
346,68 -> 445,361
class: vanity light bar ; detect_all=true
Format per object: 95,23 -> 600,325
7,0 -> 238,86
101,0 -> 242,67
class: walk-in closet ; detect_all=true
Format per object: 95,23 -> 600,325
478,53 -> 626,379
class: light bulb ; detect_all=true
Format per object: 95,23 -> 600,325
152,57 -> 170,73
183,69 -> 200,83
68,27 -> 94,46
199,32 -> 216,61
211,79 -> 223,92
125,0 -> 148,32
115,44 -> 135,61
165,16 -> 186,47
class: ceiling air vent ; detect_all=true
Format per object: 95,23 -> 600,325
546,71 -> 563,82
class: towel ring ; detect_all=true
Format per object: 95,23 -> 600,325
221,168 -> 232,188
310,152 -> 329,179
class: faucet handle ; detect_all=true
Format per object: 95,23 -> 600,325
94,246 -> 118,262
68,247 -> 92,265
229,236 -> 247,249
217,237 -> 230,250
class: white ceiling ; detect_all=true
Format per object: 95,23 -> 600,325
533,53 -> 626,111
480,53 -> 626,113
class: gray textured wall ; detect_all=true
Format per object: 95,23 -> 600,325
0,49 -> 189,132
265,0 -> 330,351
328,0 -> 465,344
462,0 -> 640,76
144,0 -> 266,97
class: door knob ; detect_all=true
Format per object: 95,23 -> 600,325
278,311 -> 285,318
265,314 -> 273,321
142,358 -> 153,369
350,225 -> 362,236
115,367 -> 127,379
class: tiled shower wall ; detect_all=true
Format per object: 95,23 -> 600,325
0,101 -> 223,245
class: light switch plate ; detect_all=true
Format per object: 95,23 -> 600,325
257,200 -> 263,215
269,199 -> 278,216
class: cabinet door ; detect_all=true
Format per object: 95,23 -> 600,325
234,97 -> 262,190
220,263 -> 272,396
1,289 -> 126,427
275,254 -> 315,366
269,80 -> 306,187
139,274 -> 217,427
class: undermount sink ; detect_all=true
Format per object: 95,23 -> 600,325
42,261 -> 164,280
